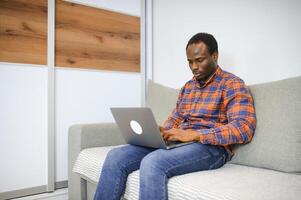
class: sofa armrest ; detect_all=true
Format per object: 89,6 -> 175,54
68,122 -> 125,200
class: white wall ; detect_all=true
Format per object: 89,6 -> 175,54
152,0 -> 301,88
66,0 -> 140,16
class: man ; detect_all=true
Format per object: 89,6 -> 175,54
94,33 -> 256,200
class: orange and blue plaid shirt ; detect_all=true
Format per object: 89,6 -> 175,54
163,66 -> 256,160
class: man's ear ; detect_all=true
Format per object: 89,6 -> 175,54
212,52 -> 218,62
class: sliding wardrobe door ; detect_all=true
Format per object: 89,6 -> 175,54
0,64 -> 48,196
0,0 -> 142,198
54,0 -> 142,187
0,0 -> 48,198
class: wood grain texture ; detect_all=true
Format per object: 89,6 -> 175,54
0,0 -> 47,65
55,0 -> 140,72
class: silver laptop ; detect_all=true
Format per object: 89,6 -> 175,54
110,107 -> 195,149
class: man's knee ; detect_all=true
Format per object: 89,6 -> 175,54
104,147 -> 128,170
139,150 -> 167,175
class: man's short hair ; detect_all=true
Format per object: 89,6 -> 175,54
186,33 -> 218,55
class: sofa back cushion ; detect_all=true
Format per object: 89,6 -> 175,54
146,80 -> 180,125
230,76 -> 301,173
146,77 -> 301,173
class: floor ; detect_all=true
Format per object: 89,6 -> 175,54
11,188 -> 68,200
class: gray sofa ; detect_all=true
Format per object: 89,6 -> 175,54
68,77 -> 301,200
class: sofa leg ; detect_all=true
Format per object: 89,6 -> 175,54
68,172 -> 87,200
80,178 -> 87,200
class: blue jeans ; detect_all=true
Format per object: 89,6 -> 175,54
93,143 -> 229,200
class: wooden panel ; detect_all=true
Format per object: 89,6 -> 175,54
0,0 -> 47,65
55,0 -> 140,72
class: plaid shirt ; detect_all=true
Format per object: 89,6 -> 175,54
163,66 -> 256,160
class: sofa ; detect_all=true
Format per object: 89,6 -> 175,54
68,77 -> 301,200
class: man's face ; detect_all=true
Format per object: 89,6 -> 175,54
186,42 -> 218,82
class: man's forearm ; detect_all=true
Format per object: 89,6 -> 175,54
197,118 -> 256,145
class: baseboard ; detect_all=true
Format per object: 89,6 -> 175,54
0,180 -> 68,200
55,181 -> 68,190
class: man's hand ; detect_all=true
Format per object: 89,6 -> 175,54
159,126 -> 200,143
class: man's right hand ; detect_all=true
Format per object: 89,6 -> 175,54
159,126 -> 165,137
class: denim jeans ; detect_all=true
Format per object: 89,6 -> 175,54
93,143 -> 229,200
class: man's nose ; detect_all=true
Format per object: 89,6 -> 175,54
191,62 -> 198,70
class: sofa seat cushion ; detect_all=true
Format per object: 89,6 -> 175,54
73,146 -> 301,200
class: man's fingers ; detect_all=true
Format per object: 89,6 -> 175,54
162,130 -> 170,140
159,126 -> 165,137
161,128 -> 180,141
163,132 -> 169,141
162,130 -> 175,141
167,135 -> 178,142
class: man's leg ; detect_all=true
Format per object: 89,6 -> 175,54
139,143 -> 229,200
93,145 -> 155,200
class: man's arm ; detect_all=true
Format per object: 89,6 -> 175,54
162,79 -> 256,145
197,79 -> 256,145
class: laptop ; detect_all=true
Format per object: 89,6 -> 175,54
110,107 -> 195,149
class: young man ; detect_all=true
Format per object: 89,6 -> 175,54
93,33 -> 256,200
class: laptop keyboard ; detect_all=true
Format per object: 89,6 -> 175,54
165,140 -> 182,146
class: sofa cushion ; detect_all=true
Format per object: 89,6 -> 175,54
146,80 -> 180,125
72,145 -> 126,184
73,145 -> 301,200
230,76 -> 301,173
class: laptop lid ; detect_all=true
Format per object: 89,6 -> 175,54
110,107 -> 167,149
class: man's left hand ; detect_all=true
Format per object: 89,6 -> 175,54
162,128 -> 200,142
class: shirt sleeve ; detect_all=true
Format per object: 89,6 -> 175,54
198,79 -> 257,145
162,86 -> 185,130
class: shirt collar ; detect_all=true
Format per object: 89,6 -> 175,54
192,66 -> 221,88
